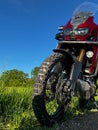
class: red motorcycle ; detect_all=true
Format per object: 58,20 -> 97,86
33,2 -> 98,126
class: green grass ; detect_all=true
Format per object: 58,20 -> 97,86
0,86 -> 98,130
0,86 -> 37,130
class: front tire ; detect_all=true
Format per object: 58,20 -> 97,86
32,53 -> 71,126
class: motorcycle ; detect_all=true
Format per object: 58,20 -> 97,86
32,2 -> 98,126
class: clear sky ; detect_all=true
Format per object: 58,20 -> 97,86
0,0 -> 98,76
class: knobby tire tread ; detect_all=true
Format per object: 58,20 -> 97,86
32,53 -> 67,126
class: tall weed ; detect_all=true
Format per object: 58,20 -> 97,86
0,86 -> 37,129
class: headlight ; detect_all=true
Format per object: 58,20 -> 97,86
76,28 -> 89,36
64,28 -> 72,36
64,28 -> 89,36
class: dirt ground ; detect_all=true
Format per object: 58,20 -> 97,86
57,111 -> 98,130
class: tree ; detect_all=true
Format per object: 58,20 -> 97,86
31,67 -> 39,80
0,69 -> 29,87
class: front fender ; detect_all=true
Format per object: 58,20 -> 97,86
53,49 -> 75,63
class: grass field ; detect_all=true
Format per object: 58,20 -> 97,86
0,86 -> 61,130
0,86 -> 37,130
0,86 -> 97,130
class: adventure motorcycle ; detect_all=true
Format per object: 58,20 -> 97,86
32,2 -> 98,126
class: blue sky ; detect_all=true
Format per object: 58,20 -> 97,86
0,0 -> 98,76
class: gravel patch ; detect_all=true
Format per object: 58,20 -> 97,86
56,111 -> 98,130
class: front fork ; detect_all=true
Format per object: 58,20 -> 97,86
69,49 -> 85,86
62,49 -> 85,101
60,49 -> 86,105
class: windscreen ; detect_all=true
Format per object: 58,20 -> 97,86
71,2 -> 98,28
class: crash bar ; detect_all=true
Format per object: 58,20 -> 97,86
59,41 -> 98,45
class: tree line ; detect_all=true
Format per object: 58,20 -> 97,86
0,67 -> 39,87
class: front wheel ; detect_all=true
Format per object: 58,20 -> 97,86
32,53 -> 71,126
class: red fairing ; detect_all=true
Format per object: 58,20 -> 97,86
63,16 -> 98,41
76,16 -> 98,41
90,45 -> 98,73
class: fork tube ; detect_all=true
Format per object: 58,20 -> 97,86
78,49 -> 85,62
69,49 -> 85,81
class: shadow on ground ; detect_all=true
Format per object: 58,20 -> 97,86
58,111 -> 98,130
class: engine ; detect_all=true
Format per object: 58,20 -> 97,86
76,79 -> 95,100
